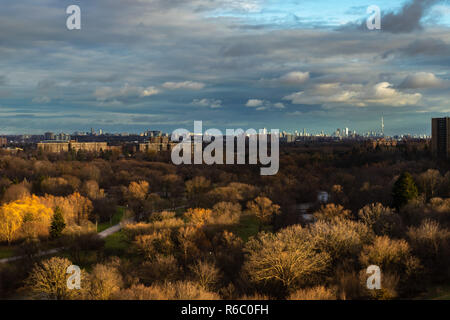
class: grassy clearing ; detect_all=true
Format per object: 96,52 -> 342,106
97,206 -> 125,232
418,285 -> 450,300
0,245 -> 16,260
104,231 -> 128,256
232,214 -> 261,242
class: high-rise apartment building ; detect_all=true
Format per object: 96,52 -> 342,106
431,117 -> 450,158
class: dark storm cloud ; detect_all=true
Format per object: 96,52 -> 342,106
382,0 -> 441,33
341,0 -> 444,33
388,38 -> 450,57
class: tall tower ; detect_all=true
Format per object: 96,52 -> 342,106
381,116 -> 384,136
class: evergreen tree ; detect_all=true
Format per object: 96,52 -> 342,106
50,207 -> 66,239
392,172 -> 418,210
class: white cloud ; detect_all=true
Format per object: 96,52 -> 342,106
141,86 -> 160,97
219,0 -> 262,12
283,82 -> 422,107
399,72 -> 443,89
279,71 -> 310,85
94,84 -> 159,101
163,81 -> 205,90
246,99 -> 264,107
192,98 -> 222,108
246,99 -> 285,110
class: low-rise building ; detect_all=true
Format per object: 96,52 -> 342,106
139,136 -> 176,153
37,140 -> 118,153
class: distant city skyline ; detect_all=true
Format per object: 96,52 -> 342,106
0,0 -> 449,135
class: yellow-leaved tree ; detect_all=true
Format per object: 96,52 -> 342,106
0,205 -> 22,244
184,208 -> 213,225
0,196 -> 53,244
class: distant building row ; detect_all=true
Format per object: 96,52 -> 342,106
37,141 -> 121,153
37,137 -> 175,154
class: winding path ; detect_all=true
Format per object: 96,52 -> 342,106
0,206 -> 187,264
0,222 -> 125,264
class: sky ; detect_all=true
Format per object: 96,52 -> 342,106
0,0 -> 450,135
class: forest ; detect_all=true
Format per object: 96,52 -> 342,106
0,140 -> 449,300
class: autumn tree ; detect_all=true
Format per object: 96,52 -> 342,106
417,169 -> 441,201
0,196 -> 53,243
288,286 -> 336,300
161,174 -> 182,199
243,225 -> 330,296
25,257 -> 80,300
82,180 -> 104,200
87,264 -> 124,300
134,229 -> 175,259
407,219 -> 450,277
127,181 -> 149,200
140,255 -> 182,283
359,236 -> 422,293
2,181 -> 31,203
0,204 -> 22,244
313,203 -> 352,222
309,218 -> 372,265
40,177 -> 73,196
189,260 -> 221,290
177,226 -> 210,265
246,197 -> 280,230
185,176 -> 211,207
209,202 -> 242,225
358,203 -> 402,236
184,208 -> 213,226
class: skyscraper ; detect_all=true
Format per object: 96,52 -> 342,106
381,116 -> 384,136
431,117 -> 450,158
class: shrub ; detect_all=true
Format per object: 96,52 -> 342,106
149,211 -> 176,222
184,208 -> 213,226
358,203 -> 402,236
86,264 -> 124,300
211,202 -> 242,225
134,229 -> 175,259
359,236 -> 422,294
313,204 -> 352,222
309,218 -> 373,264
407,219 -> 450,278
140,254 -> 182,283
189,260 -> 221,290
288,286 -> 336,300
114,281 -> 219,300
246,197 -> 280,230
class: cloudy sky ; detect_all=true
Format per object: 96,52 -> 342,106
0,0 -> 450,135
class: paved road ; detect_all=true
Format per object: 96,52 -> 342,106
0,247 -> 62,264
